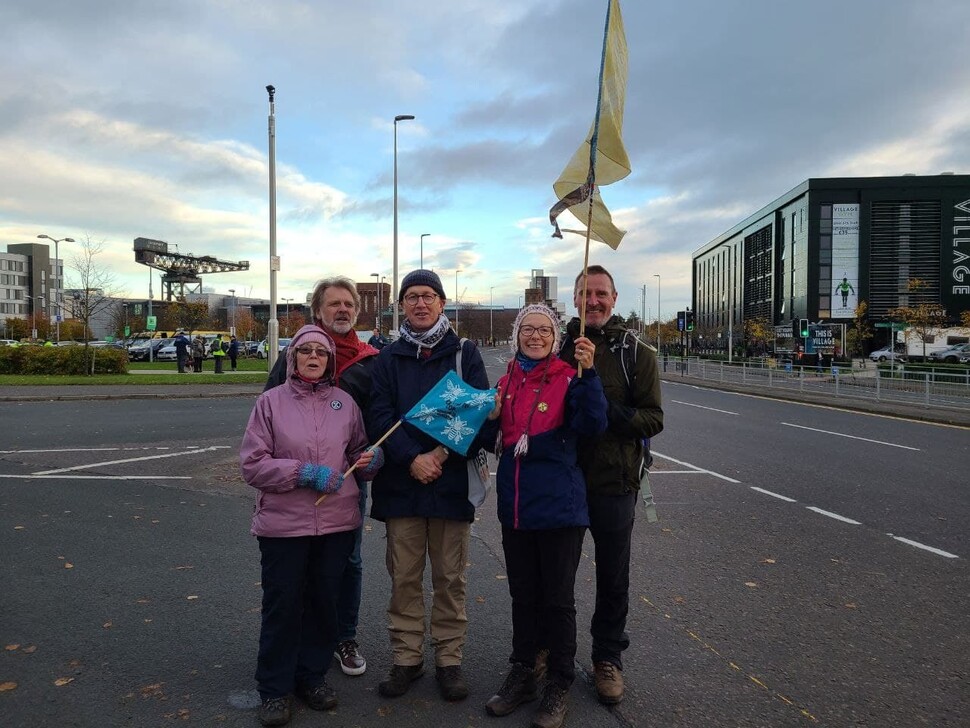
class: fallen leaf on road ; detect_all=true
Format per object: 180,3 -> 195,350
844,602 -> 857,609
377,706 -> 392,717
22,646 -> 37,654
4,644 -> 19,651
744,581 -> 758,588
495,575 -> 506,580
674,596 -> 685,604
178,708 -> 190,719
475,596 -> 485,603
0,682 -> 17,692
65,563 -> 74,569
186,595 -> 199,600
103,622 -> 113,629
761,558 -> 776,564
140,682 -> 164,698
68,659 -> 81,668
14,525 -> 24,530
151,520 -> 160,524
136,598 -> 150,604
173,566 -> 194,571
54,677 -> 74,686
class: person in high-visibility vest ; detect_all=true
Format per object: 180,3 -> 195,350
211,337 -> 227,373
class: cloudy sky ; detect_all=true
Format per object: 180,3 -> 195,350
2,0 -> 969,323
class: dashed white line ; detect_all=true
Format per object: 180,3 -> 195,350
805,506 -> 861,525
671,400 -> 739,415
750,486 -> 797,502
781,423 -> 920,451
889,535 -> 959,559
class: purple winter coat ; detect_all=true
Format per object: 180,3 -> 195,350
240,325 -> 370,538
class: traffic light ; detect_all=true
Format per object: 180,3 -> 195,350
799,318 -> 810,337
677,311 -> 686,331
685,311 -> 695,332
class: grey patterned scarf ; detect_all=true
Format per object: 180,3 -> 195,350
399,314 -> 452,357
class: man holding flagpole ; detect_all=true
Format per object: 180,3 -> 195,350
368,268 -> 495,703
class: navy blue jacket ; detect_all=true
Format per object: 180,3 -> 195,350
368,331 -> 494,523
494,357 -> 607,530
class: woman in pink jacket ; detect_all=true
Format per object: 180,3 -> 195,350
240,324 -> 383,727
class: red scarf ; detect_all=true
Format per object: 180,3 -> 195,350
329,328 -> 379,376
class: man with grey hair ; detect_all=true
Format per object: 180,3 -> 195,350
265,275 -> 379,681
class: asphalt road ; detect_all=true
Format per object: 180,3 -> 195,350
1,362 -> 968,727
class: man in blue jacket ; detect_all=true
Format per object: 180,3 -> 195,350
368,269 -> 493,703
173,330 -> 190,373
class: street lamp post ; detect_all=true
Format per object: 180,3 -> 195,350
489,286 -> 495,346
653,274 -> 661,352
454,269 -> 461,334
122,302 -> 129,341
420,233 -> 430,270
370,273 -> 380,329
723,292 -> 734,363
266,84 -> 280,369
281,298 -> 293,336
37,234 -> 75,343
392,113 -> 415,336
228,289 -> 236,335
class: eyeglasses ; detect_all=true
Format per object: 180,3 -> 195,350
403,292 -> 439,305
295,346 -> 330,357
519,325 -> 555,338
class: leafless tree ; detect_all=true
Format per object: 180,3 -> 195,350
68,236 -> 120,373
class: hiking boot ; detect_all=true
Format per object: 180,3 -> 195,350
334,639 -> 367,676
485,662 -> 538,717
295,679 -> 337,711
436,664 -> 469,702
531,682 -> 568,728
258,696 -> 291,726
534,648 -> 549,683
378,663 -> 425,697
593,661 -> 624,704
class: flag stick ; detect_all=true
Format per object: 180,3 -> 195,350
315,419 -> 404,506
576,197 -> 595,379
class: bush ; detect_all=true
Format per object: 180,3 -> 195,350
0,345 -> 128,375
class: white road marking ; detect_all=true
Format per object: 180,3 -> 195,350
0,474 -> 193,480
805,506 -> 861,525
889,535 -> 958,559
750,487 -> 797,502
652,451 -> 740,483
31,445 -> 230,475
652,470 -> 706,474
0,447 -> 172,454
781,422 -> 920,451
671,400 -> 739,415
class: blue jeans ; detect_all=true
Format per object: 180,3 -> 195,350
336,481 -> 367,643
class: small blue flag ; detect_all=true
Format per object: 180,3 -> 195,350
404,370 -> 496,456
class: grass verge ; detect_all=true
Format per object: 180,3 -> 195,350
0,373 -> 266,386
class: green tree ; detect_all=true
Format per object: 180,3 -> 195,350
846,300 -> 874,358
744,316 -> 772,355
888,279 -> 946,359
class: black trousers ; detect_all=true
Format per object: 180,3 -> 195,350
176,352 -> 187,373
502,525 -> 585,686
587,492 -> 636,669
256,531 -> 355,700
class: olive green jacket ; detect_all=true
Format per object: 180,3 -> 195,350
561,315 -> 664,495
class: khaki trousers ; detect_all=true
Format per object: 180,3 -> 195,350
384,517 -> 470,667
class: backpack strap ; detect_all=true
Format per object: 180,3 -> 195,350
455,337 -> 468,380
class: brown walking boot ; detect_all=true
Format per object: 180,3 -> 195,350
485,662 -> 538,716
531,682 -> 568,728
593,661 -> 624,704
378,663 -> 425,697
436,664 -> 469,701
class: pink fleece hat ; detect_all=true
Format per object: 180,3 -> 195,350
287,324 -> 337,381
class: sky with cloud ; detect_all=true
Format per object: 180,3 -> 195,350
2,0 -> 969,323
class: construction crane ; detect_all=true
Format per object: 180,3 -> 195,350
133,237 -> 250,301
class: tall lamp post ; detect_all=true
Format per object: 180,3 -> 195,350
420,233 -> 430,270
454,269 -> 462,334
281,298 -> 293,336
37,233 -> 74,343
723,292 -> 733,363
653,274 -> 661,352
370,273 -> 380,329
392,113 -> 415,336
266,84 -> 280,369
228,289 -> 236,335
489,286 -> 495,346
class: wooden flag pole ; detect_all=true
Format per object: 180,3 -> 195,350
576,191 -> 595,379
315,419 -> 403,506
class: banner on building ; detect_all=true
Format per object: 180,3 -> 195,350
831,204 -> 859,319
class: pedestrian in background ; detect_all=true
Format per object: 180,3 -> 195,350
559,265 -> 664,706
484,304 -> 607,728
212,336 -> 226,374
192,336 -> 205,373
173,330 -> 190,373
367,327 -> 388,350
240,324 -> 385,727
228,335 -> 240,371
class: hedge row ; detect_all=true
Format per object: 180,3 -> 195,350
0,346 -> 129,375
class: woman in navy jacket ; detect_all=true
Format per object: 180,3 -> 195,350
484,303 -> 607,728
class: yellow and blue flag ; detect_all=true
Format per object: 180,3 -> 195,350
404,370 -> 496,456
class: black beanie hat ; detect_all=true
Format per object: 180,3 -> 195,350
399,269 -> 447,303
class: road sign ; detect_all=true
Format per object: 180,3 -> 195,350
124,326 -> 130,337
874,322 -> 908,329
146,316 -> 157,331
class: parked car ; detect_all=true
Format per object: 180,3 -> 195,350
243,340 -> 260,356
128,338 -> 172,361
927,342 -> 970,363
256,338 -> 291,359
869,345 -> 907,363
156,343 -> 178,361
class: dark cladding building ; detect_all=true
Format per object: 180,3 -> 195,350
691,174 -> 970,349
